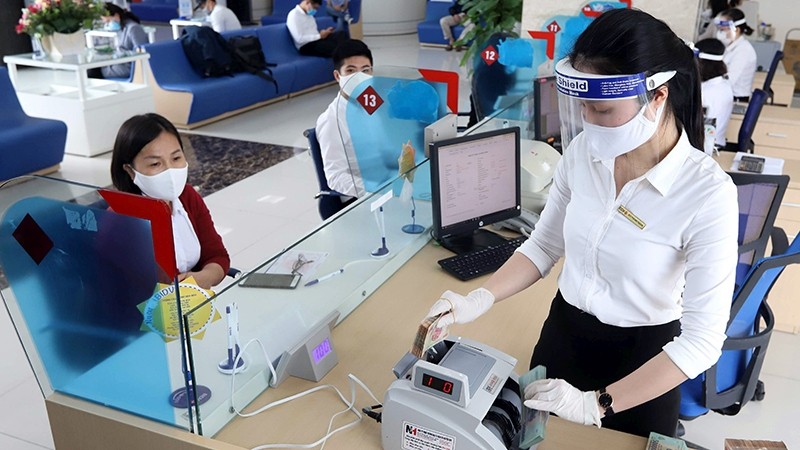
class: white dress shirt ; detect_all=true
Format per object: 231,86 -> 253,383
517,131 -> 739,379
172,199 -> 201,274
287,4 -> 320,49
724,36 -> 757,98
702,76 -> 734,147
208,4 -> 241,33
315,93 -> 365,198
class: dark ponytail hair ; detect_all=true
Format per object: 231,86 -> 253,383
104,3 -> 141,25
111,113 -> 183,195
720,8 -> 754,36
709,0 -> 740,18
695,38 -> 728,82
568,8 -> 704,150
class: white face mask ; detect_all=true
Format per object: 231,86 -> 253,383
581,102 -> 665,160
132,166 -> 188,201
338,71 -> 372,98
716,30 -> 733,46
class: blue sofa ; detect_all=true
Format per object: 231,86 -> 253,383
139,24 -> 335,127
260,0 -> 361,27
418,0 -> 462,46
130,0 -> 179,23
0,68 -> 67,182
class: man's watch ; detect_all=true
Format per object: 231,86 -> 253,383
597,387 -> 615,418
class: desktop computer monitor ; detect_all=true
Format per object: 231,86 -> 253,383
533,76 -> 562,151
430,127 -> 521,254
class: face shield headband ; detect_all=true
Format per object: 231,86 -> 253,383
554,58 -> 676,101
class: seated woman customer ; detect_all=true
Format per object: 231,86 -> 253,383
95,3 -> 148,79
716,7 -> 756,102
110,113 -> 230,289
696,38 -> 734,148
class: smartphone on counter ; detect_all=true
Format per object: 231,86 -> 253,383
238,272 -> 301,289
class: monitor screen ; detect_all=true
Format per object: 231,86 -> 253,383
533,77 -> 561,150
430,127 -> 521,252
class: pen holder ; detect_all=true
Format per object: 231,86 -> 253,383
218,344 -> 247,375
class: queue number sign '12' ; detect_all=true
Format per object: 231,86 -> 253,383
482,45 -> 498,66
358,85 -> 384,115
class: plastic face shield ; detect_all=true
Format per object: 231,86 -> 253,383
714,17 -> 746,34
554,58 -> 676,150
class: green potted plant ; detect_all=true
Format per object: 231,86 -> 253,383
456,0 -> 523,66
16,0 -> 106,57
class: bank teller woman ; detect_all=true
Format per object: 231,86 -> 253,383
97,3 -> 148,79
716,8 -> 757,102
697,38 -> 734,148
426,9 -> 738,438
110,113 -> 230,289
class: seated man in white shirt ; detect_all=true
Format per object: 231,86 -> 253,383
287,0 -> 346,57
203,0 -> 242,33
315,39 -> 373,200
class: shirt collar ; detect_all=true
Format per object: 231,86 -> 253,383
643,130 -> 691,196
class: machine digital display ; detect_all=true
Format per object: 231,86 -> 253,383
422,373 -> 454,396
312,338 -> 332,364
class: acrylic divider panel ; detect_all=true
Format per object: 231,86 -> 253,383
185,165 -> 434,436
0,196 -> 189,429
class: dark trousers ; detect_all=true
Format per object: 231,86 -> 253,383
298,31 -> 347,58
529,291 -> 681,438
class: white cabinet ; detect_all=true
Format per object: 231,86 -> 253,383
3,52 -> 155,157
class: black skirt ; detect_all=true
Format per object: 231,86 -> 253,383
529,291 -> 681,438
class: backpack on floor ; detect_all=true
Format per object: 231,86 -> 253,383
180,26 -> 235,78
227,35 -> 279,93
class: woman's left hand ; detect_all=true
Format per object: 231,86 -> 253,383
523,379 -> 602,427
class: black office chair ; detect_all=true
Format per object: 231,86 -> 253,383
762,50 -> 784,105
729,172 -> 790,286
304,128 -> 350,220
723,89 -> 768,153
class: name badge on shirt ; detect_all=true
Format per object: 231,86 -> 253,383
617,205 -> 646,230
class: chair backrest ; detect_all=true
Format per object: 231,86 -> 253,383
762,50 -> 784,103
729,171 -> 789,285
737,89 -> 768,153
305,128 -> 346,220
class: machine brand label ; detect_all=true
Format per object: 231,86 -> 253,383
483,373 -> 500,394
402,421 -> 455,450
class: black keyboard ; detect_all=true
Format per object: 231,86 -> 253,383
438,236 -> 527,281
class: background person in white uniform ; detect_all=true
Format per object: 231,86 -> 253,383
203,0 -> 242,33
287,0 -> 346,57
315,40 -> 372,200
426,9 -> 738,438
697,38 -> 734,148
717,8 -> 757,101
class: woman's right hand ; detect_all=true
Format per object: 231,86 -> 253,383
426,288 -> 496,328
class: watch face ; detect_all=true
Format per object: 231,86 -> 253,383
599,392 -> 613,409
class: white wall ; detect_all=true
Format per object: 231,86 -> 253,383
757,0 -> 800,49
362,0 -> 426,35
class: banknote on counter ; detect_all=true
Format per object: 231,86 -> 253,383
646,432 -> 688,450
518,365 -> 548,449
411,312 -> 449,358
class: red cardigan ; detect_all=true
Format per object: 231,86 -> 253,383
178,185 -> 231,275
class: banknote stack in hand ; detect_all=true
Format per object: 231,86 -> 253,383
411,312 -> 449,358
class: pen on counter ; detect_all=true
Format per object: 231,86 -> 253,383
304,268 -> 345,287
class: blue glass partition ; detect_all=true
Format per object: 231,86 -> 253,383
0,177 -> 191,430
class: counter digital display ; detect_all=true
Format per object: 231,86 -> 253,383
312,338 -> 332,364
422,373 -> 454,396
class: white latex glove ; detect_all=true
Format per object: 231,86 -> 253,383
523,379 -> 602,427
426,288 -> 495,328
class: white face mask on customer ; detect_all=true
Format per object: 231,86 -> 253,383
581,102 -> 666,160
338,71 -> 372,98
132,166 -> 188,201
716,30 -> 733,46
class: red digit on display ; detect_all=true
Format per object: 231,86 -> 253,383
426,376 -> 433,387
443,382 -> 453,394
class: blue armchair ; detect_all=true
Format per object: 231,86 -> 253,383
0,67 -> 67,182
304,128 -> 351,220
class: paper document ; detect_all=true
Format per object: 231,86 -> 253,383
266,250 -> 328,280
730,152 -> 784,175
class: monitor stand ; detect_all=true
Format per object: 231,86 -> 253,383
439,228 -> 509,255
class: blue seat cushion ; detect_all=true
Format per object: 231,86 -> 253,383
0,117 -> 66,180
130,0 -> 179,23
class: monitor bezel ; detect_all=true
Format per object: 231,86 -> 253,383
429,126 -> 522,241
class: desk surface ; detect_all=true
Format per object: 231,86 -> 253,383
715,151 -> 800,190
46,241 -> 647,450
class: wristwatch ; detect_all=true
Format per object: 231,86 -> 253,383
597,387 -> 615,418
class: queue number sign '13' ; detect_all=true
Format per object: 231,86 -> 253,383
358,85 -> 384,115
482,45 -> 498,66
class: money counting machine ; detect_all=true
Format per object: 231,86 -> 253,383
382,337 -> 527,450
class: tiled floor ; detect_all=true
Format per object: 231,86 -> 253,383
2,31 -> 799,450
